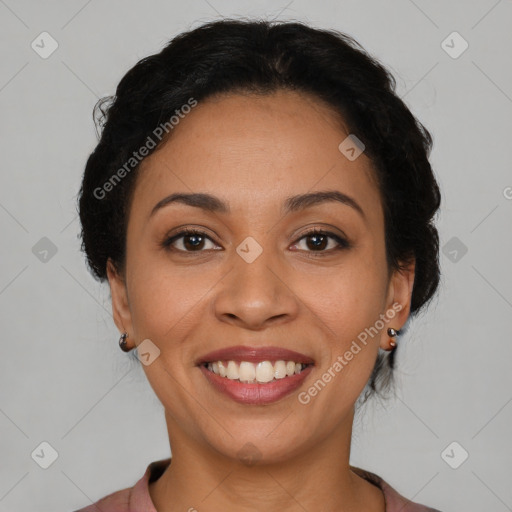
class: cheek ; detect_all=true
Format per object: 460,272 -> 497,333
127,254 -> 219,344
298,261 -> 388,343
301,274 -> 385,400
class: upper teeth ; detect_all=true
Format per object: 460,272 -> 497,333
206,360 -> 307,383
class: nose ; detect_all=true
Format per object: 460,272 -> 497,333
213,247 -> 300,331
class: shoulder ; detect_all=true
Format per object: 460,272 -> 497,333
72,458 -> 170,512
350,466 -> 444,512
72,486 -> 132,512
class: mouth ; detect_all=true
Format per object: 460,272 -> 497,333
196,345 -> 315,404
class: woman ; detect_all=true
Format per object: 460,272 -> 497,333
75,19 -> 443,512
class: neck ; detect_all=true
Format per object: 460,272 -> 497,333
148,408 -> 385,512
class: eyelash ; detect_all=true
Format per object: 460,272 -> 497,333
161,227 -> 350,255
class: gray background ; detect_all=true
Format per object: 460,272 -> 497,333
1,1 -> 511,511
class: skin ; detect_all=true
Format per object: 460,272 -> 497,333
107,89 -> 415,512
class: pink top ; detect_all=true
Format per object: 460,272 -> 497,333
73,458 -> 442,512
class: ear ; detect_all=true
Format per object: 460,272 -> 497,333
106,258 -> 134,341
379,259 -> 415,350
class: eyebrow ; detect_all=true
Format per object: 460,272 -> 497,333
150,190 -> 365,219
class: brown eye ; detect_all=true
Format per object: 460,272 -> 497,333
305,232 -> 329,251
291,229 -> 350,253
162,229 -> 219,252
182,232 -> 206,251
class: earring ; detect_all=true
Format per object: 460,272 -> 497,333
119,332 -> 131,352
386,327 -> 399,350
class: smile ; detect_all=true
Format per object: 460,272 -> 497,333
196,345 -> 315,404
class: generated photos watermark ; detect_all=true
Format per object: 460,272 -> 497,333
93,97 -> 198,200
297,302 -> 403,405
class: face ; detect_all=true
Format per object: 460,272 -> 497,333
108,89 -> 414,463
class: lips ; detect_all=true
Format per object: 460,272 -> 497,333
196,345 -> 315,405
199,364 -> 313,404
195,345 -> 315,365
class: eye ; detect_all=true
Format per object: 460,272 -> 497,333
291,228 -> 350,253
162,227 -> 350,254
162,229 -> 220,252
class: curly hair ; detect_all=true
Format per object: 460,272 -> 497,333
78,19 -> 441,402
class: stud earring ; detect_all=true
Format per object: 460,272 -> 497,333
386,327 -> 399,350
119,332 -> 131,352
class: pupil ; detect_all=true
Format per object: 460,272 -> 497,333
185,234 -> 203,250
308,234 -> 326,250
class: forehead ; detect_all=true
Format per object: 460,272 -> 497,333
131,90 -> 382,222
